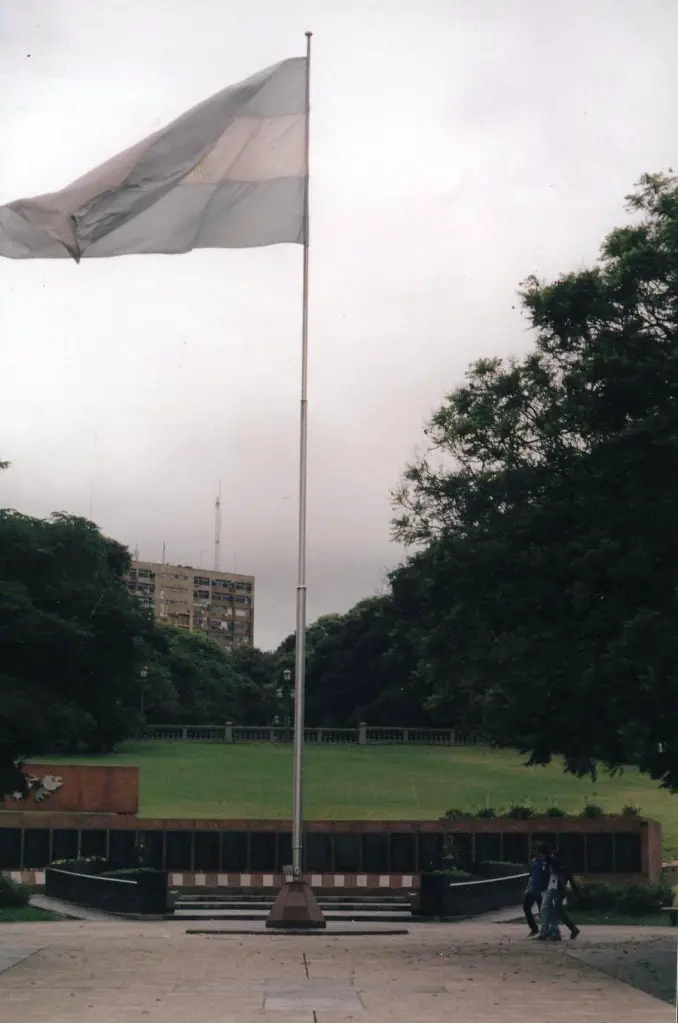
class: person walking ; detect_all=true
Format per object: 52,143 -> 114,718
555,858 -> 581,941
539,849 -> 581,941
523,845 -> 548,936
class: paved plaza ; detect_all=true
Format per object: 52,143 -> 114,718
0,919 -> 674,1022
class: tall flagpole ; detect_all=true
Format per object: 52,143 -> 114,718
267,32 -> 323,928
291,30 -> 312,882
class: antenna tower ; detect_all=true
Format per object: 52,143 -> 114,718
214,484 -> 222,571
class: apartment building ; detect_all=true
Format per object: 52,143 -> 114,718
126,559 -> 254,649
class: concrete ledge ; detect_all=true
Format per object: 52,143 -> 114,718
30,894 -> 166,922
29,894 -> 115,921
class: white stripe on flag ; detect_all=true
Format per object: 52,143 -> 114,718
0,57 -> 306,261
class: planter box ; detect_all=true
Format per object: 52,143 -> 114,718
419,870 -> 528,920
112,869 -> 167,914
45,865 -> 168,915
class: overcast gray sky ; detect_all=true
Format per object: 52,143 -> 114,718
1,0 -> 676,650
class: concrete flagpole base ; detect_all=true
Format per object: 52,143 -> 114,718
265,880 -> 327,930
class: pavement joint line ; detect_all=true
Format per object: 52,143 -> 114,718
185,928 -> 411,936
0,946 -> 45,977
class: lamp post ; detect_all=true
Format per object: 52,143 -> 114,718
139,666 -> 148,719
283,668 -> 292,728
275,669 -> 293,729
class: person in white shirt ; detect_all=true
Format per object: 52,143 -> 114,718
538,850 -> 581,941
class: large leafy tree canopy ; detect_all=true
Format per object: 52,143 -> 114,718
141,625 -> 272,726
0,510 -> 155,793
276,599 -> 424,728
391,172 -> 678,788
0,510 -> 276,794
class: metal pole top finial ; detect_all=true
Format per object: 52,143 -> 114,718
305,30 -> 313,37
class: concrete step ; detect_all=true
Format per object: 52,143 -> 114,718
175,900 -> 411,912
172,909 -> 412,922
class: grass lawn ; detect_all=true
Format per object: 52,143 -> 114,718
33,741 -> 678,858
0,906 -> 63,923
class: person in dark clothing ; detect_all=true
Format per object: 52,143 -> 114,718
523,846 -> 549,936
539,849 -> 581,941
554,858 -> 580,940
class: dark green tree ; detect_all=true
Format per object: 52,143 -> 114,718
229,645 -> 277,692
144,626 -> 272,725
392,172 -> 678,788
276,600 -> 423,727
0,511 -> 155,794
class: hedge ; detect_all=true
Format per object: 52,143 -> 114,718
474,860 -> 528,878
50,857 -> 107,875
573,882 -> 674,916
0,877 -> 29,909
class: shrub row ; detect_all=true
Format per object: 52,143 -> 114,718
433,861 -> 528,880
473,860 -> 528,878
431,867 -> 477,880
573,882 -> 674,916
443,803 -> 641,820
0,876 -> 29,909
50,856 -> 108,875
50,859 -> 158,882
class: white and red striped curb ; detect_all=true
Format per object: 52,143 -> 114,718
7,871 -> 47,886
167,872 -> 418,889
6,870 -> 418,889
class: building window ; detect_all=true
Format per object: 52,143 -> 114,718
194,576 -> 210,587
193,589 -> 210,600
209,618 -> 232,631
209,602 -> 232,614
138,569 -> 155,579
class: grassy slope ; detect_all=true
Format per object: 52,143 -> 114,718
33,741 -> 678,858
0,907 -> 63,922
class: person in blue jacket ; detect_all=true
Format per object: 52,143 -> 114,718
523,844 -> 549,936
